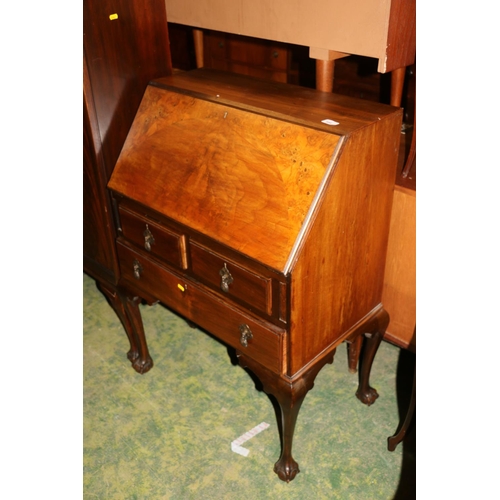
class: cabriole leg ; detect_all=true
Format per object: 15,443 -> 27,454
97,282 -> 139,363
120,289 -> 153,374
355,308 -> 389,405
237,351 -> 335,482
97,282 -> 153,374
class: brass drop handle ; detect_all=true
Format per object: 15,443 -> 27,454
219,263 -> 234,292
143,224 -> 155,252
133,259 -> 143,279
239,324 -> 253,348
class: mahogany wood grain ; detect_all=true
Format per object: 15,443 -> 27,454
153,70 -> 399,136
83,58 -> 120,285
386,0 -> 416,73
288,113 -> 401,373
203,31 -> 291,83
83,0 -> 172,178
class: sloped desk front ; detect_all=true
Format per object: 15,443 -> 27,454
108,69 -> 402,481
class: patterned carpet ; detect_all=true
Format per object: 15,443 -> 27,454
83,273 -> 409,499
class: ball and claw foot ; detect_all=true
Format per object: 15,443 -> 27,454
274,457 -> 300,483
132,356 -> 154,374
356,386 -> 379,406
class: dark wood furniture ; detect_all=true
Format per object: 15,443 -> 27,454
107,69 -> 402,481
202,31 -> 293,84
83,0 -> 172,368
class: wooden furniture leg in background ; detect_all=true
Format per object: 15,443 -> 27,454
310,48 -> 349,92
388,366 -> 415,450
315,59 -> 334,92
388,329 -> 416,451
193,28 -> 204,68
390,66 -> 406,107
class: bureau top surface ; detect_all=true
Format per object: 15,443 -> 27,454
153,69 -> 398,136
109,70 -> 399,272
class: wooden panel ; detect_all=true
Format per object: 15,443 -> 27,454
382,185 -> 416,349
386,0 -> 416,73
117,241 -> 284,372
109,83 -> 340,271
83,55 -> 120,284
288,112 -> 402,374
83,0 -> 173,179
165,0 -> 394,70
83,0 -> 172,284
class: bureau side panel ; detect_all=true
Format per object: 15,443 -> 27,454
288,111 -> 402,375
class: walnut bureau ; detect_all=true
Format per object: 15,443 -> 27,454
107,69 -> 402,482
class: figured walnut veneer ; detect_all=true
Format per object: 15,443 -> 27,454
109,85 -> 339,271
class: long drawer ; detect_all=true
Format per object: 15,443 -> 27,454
117,241 -> 285,373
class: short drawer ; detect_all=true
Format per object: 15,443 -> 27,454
118,206 -> 187,269
190,241 -> 272,316
117,241 -> 284,373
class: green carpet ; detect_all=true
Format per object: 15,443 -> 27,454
83,273 -> 405,499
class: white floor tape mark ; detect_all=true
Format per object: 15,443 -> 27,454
231,422 -> 270,457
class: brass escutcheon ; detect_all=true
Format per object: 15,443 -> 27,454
239,324 -> 253,348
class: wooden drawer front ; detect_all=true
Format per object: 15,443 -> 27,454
190,241 -> 272,316
119,207 -> 186,269
117,242 -> 283,373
